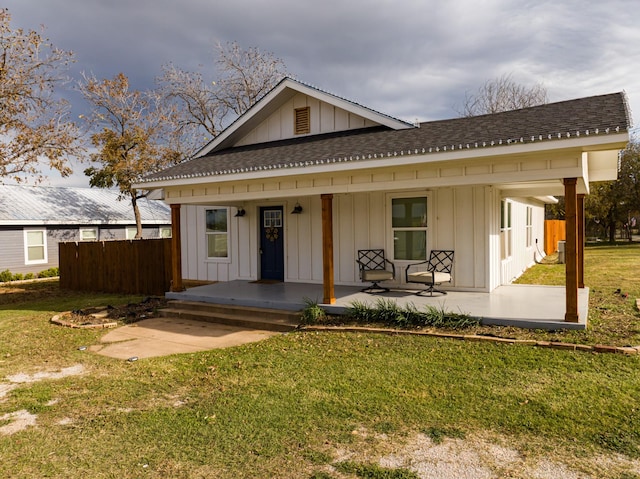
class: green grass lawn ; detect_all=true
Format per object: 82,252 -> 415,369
0,245 -> 640,478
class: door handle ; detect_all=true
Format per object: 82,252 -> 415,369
259,248 -> 263,255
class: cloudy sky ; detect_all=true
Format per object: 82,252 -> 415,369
6,0 -> 640,186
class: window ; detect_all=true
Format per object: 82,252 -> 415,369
160,227 -> 172,238
501,200 -> 512,259
392,197 -> 427,261
24,229 -> 47,264
206,208 -> 228,258
126,227 -> 138,239
80,228 -> 98,241
525,206 -> 533,248
263,209 -> 282,228
294,107 -> 310,135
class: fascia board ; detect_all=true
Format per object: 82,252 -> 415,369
286,81 -> 413,130
192,78 -> 413,158
193,80 -> 294,158
136,133 -> 628,190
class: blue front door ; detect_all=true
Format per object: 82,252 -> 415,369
260,206 -> 284,281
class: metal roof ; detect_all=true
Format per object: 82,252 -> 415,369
139,92 -> 631,184
0,185 -> 171,226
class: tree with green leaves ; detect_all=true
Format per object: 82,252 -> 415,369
78,73 -> 183,238
585,139 -> 640,242
0,9 -> 82,183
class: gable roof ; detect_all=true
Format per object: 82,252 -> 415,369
195,77 -> 414,156
139,91 -> 631,186
0,185 -> 171,226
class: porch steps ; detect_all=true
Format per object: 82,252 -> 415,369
158,300 -> 300,333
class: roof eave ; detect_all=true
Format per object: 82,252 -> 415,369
193,78 -> 413,158
135,132 -> 629,190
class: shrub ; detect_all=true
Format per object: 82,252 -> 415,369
300,298 -> 327,324
0,269 -> 13,282
37,267 -> 59,278
345,301 -> 479,330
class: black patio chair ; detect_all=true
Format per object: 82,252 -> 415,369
356,249 -> 395,293
405,250 -> 454,296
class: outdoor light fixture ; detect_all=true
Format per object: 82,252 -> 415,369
290,202 -> 303,214
234,207 -> 246,217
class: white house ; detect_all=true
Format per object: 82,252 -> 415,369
135,78 -> 631,324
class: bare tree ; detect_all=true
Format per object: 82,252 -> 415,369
158,41 -> 289,151
78,73 -> 183,238
214,41 -> 290,118
458,73 -> 548,117
0,9 -> 82,183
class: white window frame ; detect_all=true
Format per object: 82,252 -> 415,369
80,228 -> 98,242
159,226 -> 172,238
205,208 -> 229,260
501,200 -> 512,260
24,228 -> 48,265
387,193 -> 430,263
126,227 -> 138,240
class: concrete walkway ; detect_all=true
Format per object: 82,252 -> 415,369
90,317 -> 280,360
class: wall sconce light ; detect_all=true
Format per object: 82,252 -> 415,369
290,202 -> 303,214
234,207 -> 246,217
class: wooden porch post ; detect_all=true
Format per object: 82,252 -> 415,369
578,194 -> 585,289
564,179 -> 579,322
321,194 -> 335,304
170,203 -> 185,292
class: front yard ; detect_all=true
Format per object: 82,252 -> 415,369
1,243 -> 639,478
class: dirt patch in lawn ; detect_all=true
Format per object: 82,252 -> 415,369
329,430 -> 640,479
1,364 -> 86,435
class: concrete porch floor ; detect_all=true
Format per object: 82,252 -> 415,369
167,281 -> 588,330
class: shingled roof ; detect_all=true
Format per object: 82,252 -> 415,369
140,92 -> 631,184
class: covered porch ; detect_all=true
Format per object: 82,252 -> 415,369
166,280 -> 589,330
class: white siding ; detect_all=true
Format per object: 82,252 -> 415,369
499,196 -> 546,284
181,186 -> 518,293
235,93 -> 378,146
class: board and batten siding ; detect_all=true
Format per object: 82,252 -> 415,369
234,92 -> 378,147
180,185 -> 539,293
499,196 -> 546,284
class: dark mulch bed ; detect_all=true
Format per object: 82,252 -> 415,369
65,297 -> 168,326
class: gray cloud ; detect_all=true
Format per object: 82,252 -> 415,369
6,0 -> 639,186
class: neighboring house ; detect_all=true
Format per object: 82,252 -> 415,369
0,185 -> 171,275
135,78 -> 631,323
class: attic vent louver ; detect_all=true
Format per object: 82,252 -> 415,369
294,107 -> 310,135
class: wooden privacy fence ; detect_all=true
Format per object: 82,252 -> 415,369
544,220 -> 566,255
59,238 -> 172,295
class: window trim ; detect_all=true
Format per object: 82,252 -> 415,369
24,228 -> 48,265
80,227 -> 98,242
500,200 -> 512,260
205,207 -> 230,261
387,192 -> 431,263
125,226 -> 138,240
159,226 -> 172,238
